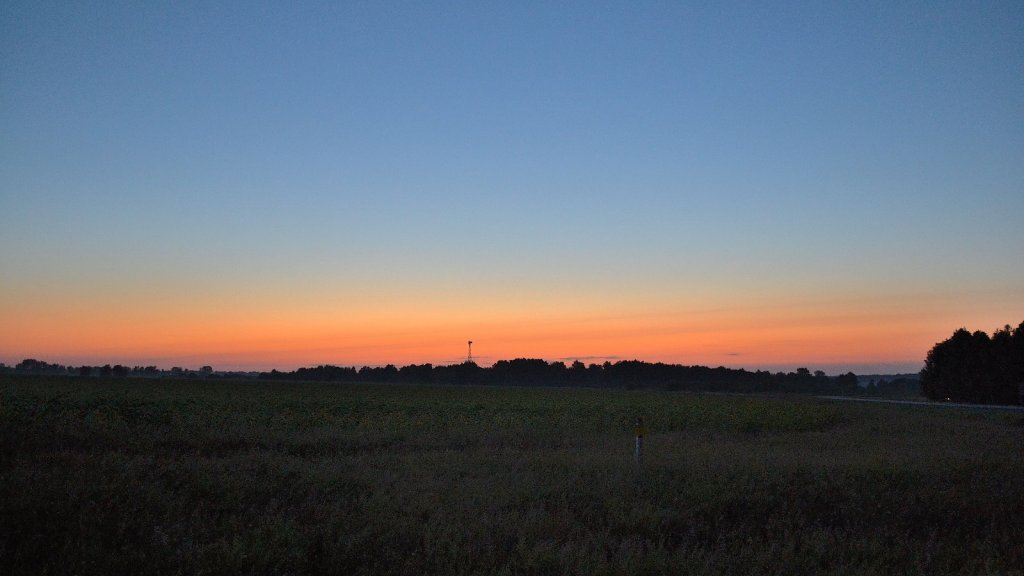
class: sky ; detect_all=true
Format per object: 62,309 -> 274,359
2,1 -> 1022,374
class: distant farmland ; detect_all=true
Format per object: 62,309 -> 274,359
2,375 -> 1021,575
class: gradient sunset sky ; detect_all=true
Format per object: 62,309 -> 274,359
2,1 -> 1022,374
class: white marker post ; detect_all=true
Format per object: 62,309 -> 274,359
634,416 -> 646,465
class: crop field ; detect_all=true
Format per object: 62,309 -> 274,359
2,375 -> 1022,575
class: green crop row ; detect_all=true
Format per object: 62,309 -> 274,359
2,375 -> 1021,575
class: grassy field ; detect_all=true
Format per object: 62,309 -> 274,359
2,375 -> 1022,575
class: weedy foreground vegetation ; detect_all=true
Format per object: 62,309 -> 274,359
2,376 -> 1022,575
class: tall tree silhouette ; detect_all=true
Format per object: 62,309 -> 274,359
921,322 -> 1023,404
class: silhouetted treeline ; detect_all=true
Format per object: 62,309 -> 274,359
920,322 -> 1024,405
2,357 -> 872,395
862,376 -> 920,398
258,359 -> 861,394
0,360 -> 235,379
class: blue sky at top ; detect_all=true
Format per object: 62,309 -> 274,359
1,1 -> 1022,371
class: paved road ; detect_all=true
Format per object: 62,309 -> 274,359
817,396 -> 1024,412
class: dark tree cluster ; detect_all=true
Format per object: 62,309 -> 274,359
259,358 -> 861,395
920,322 -> 1024,405
863,377 -> 920,398
0,361 -> 226,379
7,359 -> 70,375
3,356 -> 867,396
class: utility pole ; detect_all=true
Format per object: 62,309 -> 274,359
634,416 -> 646,464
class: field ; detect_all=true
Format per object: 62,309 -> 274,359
2,376 -> 1022,575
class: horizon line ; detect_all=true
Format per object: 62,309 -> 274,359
2,355 -> 925,377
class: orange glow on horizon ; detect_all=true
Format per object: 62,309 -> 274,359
1,282 -> 986,373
